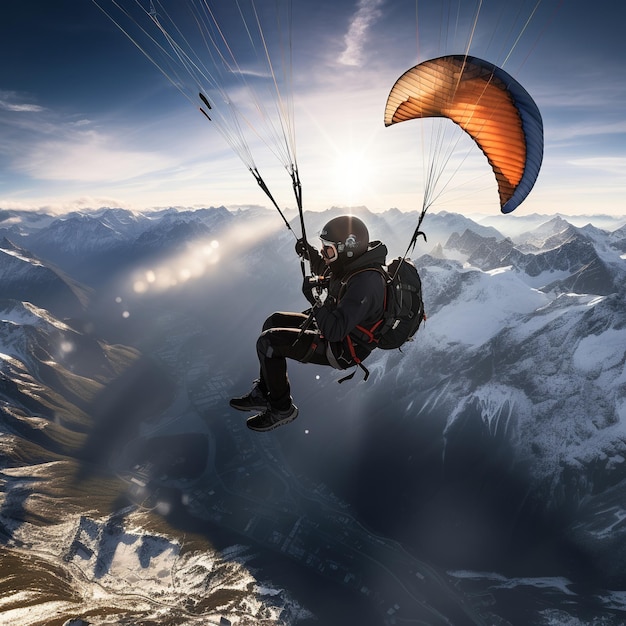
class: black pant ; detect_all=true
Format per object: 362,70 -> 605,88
256,311 -> 332,409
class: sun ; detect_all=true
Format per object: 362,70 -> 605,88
332,150 -> 373,205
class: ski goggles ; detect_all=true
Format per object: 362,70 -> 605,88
320,240 -> 338,262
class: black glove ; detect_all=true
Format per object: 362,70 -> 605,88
302,276 -> 322,306
295,238 -> 317,260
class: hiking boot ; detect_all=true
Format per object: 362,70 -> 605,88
229,380 -> 268,412
246,403 -> 299,432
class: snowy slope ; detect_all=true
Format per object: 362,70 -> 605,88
346,215 -> 626,588
0,298 -> 310,625
0,239 -> 90,318
2,206 -> 626,625
0,494 -> 310,626
399,216 -> 626,478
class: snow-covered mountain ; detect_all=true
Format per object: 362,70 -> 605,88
326,211 -> 626,601
445,222 -> 618,295
0,296 -> 307,625
2,205 -> 626,625
0,238 -> 90,318
0,205 -> 509,285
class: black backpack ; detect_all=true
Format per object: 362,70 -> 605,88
376,257 -> 426,349
345,257 -> 426,352
337,258 -> 425,382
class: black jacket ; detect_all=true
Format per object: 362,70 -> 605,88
310,241 -> 388,367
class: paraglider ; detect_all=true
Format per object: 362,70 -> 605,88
384,54 -> 543,215
230,212 -> 427,431
93,2 -> 546,431
230,215 -> 389,431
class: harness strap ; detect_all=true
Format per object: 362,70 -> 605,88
339,267 -> 388,345
325,342 -> 343,370
332,267 -> 387,383
337,336 -> 370,383
353,318 -> 384,344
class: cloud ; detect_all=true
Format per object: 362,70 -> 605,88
13,129 -> 174,183
0,196 -> 137,215
548,119 -> 626,143
0,93 -> 246,209
568,157 -> 626,176
0,100 -> 44,113
338,0 -> 385,66
0,91 -> 45,113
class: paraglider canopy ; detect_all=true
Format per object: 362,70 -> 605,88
385,55 -> 543,214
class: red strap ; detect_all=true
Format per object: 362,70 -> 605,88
339,268 -> 388,347
341,336 -> 371,383
354,318 -> 384,344
347,269 -> 388,345
346,336 -> 361,364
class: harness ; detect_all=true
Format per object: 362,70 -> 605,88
335,267 -> 388,383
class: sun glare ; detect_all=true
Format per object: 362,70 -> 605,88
332,150 -> 372,205
129,238 -> 222,295
126,219 -> 283,298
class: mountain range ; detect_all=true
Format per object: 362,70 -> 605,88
1,205 -> 626,625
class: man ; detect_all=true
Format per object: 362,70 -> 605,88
229,215 -> 388,432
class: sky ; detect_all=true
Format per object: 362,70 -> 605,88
0,0 -> 624,217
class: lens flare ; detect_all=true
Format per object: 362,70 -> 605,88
60,341 -> 74,354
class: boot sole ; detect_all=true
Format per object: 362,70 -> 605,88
246,408 -> 299,432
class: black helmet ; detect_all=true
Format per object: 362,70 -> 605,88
319,215 -> 369,264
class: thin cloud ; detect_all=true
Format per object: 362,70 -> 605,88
549,120 -> 626,143
569,157 -> 626,176
0,100 -> 44,113
14,129 -> 174,183
536,75 -> 626,110
339,0 -> 385,66
0,91 -> 45,113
